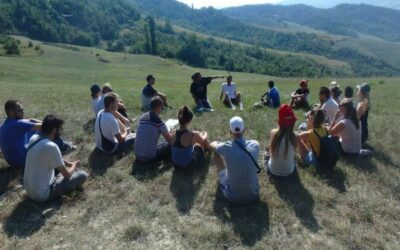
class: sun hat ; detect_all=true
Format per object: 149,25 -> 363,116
300,80 -> 308,88
229,116 -> 244,134
357,83 -> 371,94
278,104 -> 297,128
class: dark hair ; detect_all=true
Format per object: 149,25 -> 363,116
268,80 -> 275,88
146,75 -> 154,82
4,100 -> 20,116
227,75 -> 232,80
104,93 -> 118,109
331,86 -> 342,98
178,106 -> 193,125
319,87 -> 331,98
191,72 -> 201,81
344,86 -> 353,98
41,115 -> 64,135
310,108 -> 325,128
150,96 -> 163,110
340,99 -> 359,130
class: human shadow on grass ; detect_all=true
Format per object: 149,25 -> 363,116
131,159 -> 172,182
213,187 -> 270,246
83,118 -> 95,135
3,197 -> 62,238
363,143 -> 399,169
169,156 -> 210,214
271,170 -> 320,232
0,166 -> 19,197
88,148 -> 117,176
342,154 -> 377,173
315,167 -> 347,193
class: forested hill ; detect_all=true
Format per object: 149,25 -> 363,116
280,0 -> 400,10
1,0 -> 400,77
222,4 -> 400,42
0,0 -> 140,46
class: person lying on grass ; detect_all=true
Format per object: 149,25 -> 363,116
95,93 -> 135,155
220,75 -> 243,110
209,116 -> 260,204
134,96 -> 172,163
141,74 -> 171,112
190,72 -> 224,112
0,100 -> 75,172
265,104 -> 298,177
24,115 -> 88,203
171,106 -> 209,169
290,80 -> 310,109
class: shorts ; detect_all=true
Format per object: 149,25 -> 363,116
305,151 -> 319,167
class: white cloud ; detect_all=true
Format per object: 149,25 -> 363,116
176,0 -> 282,9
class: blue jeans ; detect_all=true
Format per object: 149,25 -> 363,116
195,98 -> 213,110
305,152 -> 319,167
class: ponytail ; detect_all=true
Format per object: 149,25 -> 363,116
178,106 -> 193,125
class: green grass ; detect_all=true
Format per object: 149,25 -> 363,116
0,38 -> 399,249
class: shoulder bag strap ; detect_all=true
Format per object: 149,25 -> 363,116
27,137 -> 46,152
234,141 -> 261,173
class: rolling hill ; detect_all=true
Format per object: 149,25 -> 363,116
280,0 -> 400,10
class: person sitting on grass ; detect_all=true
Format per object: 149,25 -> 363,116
190,72 -> 224,112
220,75 -> 243,110
356,83 -> 371,146
331,86 -> 342,105
266,105 -> 298,177
24,115 -> 88,203
209,116 -> 260,204
319,86 -> 338,125
134,96 -> 172,163
141,75 -> 171,112
329,98 -> 364,156
344,86 -> 354,99
171,106 -> 209,169
262,80 -> 281,108
297,108 -> 327,167
290,80 -> 310,108
95,93 -> 135,155
0,100 -> 75,171
90,84 -> 102,116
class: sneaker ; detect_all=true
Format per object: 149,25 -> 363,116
231,105 -> 236,110
359,149 -> 372,157
203,108 -> 214,112
239,103 -> 244,110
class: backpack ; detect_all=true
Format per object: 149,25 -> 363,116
313,129 -> 340,169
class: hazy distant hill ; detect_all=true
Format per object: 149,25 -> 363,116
223,4 -> 400,42
280,0 -> 400,10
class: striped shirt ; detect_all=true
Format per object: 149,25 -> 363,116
134,111 -> 168,160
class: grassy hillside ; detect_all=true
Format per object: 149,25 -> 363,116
0,38 -> 399,249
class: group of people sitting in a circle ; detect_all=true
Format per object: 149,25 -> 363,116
0,73 -> 371,204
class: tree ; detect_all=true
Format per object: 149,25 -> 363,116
178,35 -> 204,67
164,19 -> 174,34
4,39 -> 20,55
145,16 -> 157,55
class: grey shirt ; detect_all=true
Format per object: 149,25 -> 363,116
216,138 -> 260,203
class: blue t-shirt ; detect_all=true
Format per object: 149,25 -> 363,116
0,118 -> 35,167
268,87 -> 281,108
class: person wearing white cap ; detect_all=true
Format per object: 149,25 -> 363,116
209,116 -> 260,204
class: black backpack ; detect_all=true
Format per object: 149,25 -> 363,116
313,129 -> 340,169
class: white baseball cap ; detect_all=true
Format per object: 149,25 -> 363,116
330,81 -> 340,88
230,116 -> 244,134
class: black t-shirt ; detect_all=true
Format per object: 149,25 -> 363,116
295,88 -> 309,96
142,84 -> 157,97
190,77 -> 212,99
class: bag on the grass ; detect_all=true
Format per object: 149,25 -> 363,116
313,129 -> 340,169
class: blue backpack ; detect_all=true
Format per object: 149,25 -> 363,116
313,129 -> 341,169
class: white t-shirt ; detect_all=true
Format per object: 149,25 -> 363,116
322,97 -> 339,124
94,96 -> 105,116
24,135 -> 64,202
268,136 -> 296,176
221,82 -> 237,99
339,119 -> 361,154
92,96 -> 102,116
95,110 -> 120,153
